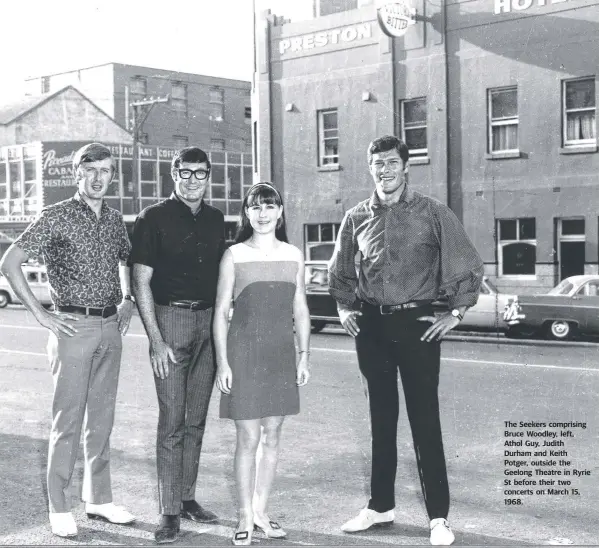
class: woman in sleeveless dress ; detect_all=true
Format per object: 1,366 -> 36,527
213,183 -> 311,546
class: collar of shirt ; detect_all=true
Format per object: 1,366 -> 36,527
368,185 -> 414,215
169,191 -> 205,215
72,191 -> 109,219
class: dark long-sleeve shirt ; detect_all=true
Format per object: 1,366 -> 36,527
328,187 -> 484,310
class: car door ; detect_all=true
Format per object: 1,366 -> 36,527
573,280 -> 599,334
461,281 -> 493,329
25,270 -> 44,302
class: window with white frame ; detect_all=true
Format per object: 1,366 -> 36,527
210,87 -> 224,121
498,218 -> 536,276
171,82 -> 188,115
305,223 -> 341,261
210,139 -> 225,151
172,135 -> 188,149
400,97 -> 427,156
317,109 -> 339,166
563,77 -> 596,146
489,87 -> 518,153
130,76 -> 147,99
244,106 -> 251,125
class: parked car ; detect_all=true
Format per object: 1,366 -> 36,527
305,261 -> 513,333
432,276 -> 515,332
0,265 -> 52,308
503,275 -> 599,340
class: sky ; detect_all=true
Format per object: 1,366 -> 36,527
0,0 -> 312,102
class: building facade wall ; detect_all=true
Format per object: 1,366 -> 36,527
256,0 -> 599,293
26,63 -> 252,152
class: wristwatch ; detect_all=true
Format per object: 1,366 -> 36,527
451,309 -> 463,321
123,294 -> 136,304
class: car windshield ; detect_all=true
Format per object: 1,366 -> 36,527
548,280 -> 574,295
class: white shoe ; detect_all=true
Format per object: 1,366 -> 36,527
341,508 -> 395,533
49,512 -> 77,537
430,518 -> 455,546
85,502 -> 136,524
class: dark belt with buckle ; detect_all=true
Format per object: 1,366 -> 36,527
57,304 -> 117,318
361,300 -> 432,315
157,299 -> 214,311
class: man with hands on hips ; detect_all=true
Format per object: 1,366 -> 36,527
0,142 -> 136,538
329,135 -> 483,546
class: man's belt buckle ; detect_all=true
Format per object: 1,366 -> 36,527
379,305 -> 394,315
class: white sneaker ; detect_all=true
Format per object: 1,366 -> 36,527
430,518 -> 455,546
85,502 -> 136,524
341,508 -> 395,533
49,512 -> 77,537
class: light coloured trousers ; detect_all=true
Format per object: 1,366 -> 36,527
46,314 -> 122,513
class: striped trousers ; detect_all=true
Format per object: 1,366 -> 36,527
154,304 -> 216,515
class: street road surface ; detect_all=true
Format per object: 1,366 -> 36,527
1,307 -> 598,545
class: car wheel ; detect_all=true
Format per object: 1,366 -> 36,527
546,320 -> 575,341
0,291 -> 9,308
311,320 -> 327,333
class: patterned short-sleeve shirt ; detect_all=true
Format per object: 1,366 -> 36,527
14,193 -> 131,307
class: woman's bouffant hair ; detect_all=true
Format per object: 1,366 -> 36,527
235,182 -> 289,243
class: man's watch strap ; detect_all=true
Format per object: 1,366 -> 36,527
124,294 -> 136,304
451,309 -> 463,321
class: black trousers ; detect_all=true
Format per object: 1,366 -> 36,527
355,305 -> 450,519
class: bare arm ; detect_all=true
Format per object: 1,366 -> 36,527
213,249 -> 235,394
293,250 -> 311,386
116,261 -> 134,335
132,263 -> 176,378
0,244 -> 78,338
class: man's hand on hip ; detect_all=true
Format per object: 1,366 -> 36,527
36,309 -> 79,339
149,338 -> 177,379
339,308 -> 362,338
417,313 -> 460,342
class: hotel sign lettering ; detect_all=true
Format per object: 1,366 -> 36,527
494,0 -> 572,14
279,23 -> 372,55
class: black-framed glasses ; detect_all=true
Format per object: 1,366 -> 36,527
178,168 -> 210,180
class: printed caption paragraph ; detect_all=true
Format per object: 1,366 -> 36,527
503,421 -> 590,505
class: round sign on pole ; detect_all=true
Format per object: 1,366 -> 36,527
377,0 -> 416,38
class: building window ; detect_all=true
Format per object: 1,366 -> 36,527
400,98 -> 427,157
210,87 -> 224,121
317,109 -> 339,166
244,106 -> 252,125
305,223 -> 341,261
498,218 -> 536,276
172,135 -> 188,149
210,139 -> 225,151
130,76 -> 147,99
171,82 -> 188,115
563,77 -> 596,146
489,87 -> 518,153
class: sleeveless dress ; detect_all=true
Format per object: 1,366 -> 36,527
219,242 -> 300,420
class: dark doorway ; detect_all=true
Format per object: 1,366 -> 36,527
559,241 -> 585,281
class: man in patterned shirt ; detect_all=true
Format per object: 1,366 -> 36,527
0,143 -> 136,538
329,135 -> 484,546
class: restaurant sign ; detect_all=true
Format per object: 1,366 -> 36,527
377,0 -> 416,38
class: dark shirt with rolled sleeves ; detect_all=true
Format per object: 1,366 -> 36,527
13,193 -> 131,307
328,186 -> 484,309
129,192 -> 225,303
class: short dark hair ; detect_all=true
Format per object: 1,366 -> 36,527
235,182 -> 288,244
367,135 -> 409,165
72,142 -> 113,171
172,146 -> 211,172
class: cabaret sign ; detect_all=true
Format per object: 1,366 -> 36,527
377,0 -> 416,38
279,23 -> 372,55
494,0 -> 571,14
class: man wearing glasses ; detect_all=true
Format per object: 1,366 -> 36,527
130,147 -> 225,543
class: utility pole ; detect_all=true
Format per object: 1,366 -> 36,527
128,94 -> 169,213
